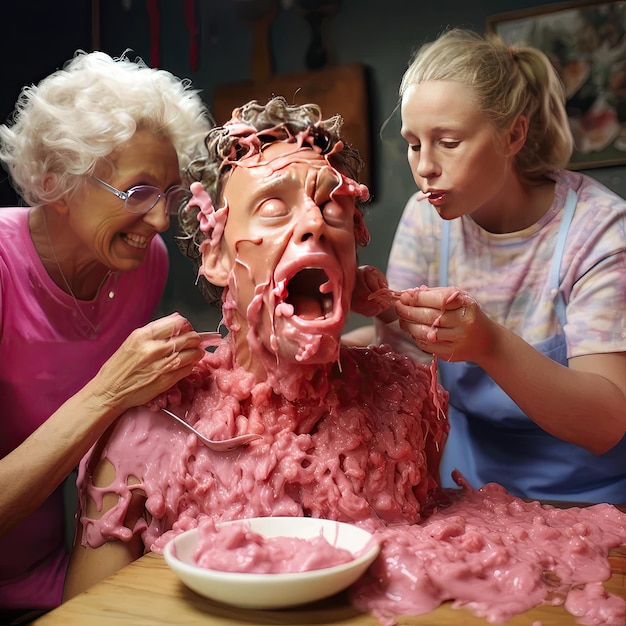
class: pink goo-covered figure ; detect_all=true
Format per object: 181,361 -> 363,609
64,97 -> 448,598
65,98 -> 626,625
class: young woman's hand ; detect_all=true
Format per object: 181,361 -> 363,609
395,286 -> 497,363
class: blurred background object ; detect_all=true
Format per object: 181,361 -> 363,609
294,0 -> 341,70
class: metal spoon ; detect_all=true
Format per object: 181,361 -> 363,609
160,407 -> 262,452
198,331 -> 224,349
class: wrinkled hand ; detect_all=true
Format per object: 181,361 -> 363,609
395,286 -> 495,362
91,312 -> 204,413
350,265 -> 392,318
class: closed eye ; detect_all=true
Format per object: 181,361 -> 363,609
258,198 -> 289,218
320,199 -> 353,229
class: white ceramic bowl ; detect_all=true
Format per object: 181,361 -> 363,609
163,516 -> 380,609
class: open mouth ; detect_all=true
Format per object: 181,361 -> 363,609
285,269 -> 334,320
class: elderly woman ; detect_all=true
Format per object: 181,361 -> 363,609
0,50 -> 211,622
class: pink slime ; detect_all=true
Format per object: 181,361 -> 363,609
76,115 -> 626,625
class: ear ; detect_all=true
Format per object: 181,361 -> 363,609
49,199 -> 70,216
505,115 -> 528,157
200,242 -> 232,287
42,173 -> 71,215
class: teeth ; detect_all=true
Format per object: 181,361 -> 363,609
322,295 -> 333,317
123,233 -> 148,248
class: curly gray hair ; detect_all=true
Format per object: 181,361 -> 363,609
0,50 -> 212,207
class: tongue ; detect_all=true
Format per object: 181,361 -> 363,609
289,295 -> 323,319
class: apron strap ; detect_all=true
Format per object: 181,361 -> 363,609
438,188 -> 578,327
439,219 -> 450,287
549,187 -> 578,327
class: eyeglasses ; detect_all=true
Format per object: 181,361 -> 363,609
91,176 -> 188,216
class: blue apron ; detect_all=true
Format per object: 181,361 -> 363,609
437,188 -> 626,503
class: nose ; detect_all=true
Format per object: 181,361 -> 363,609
294,202 -> 326,243
142,196 -> 170,232
413,145 -> 441,180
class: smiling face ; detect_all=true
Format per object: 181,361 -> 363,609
66,129 -> 180,273
202,141 -> 365,372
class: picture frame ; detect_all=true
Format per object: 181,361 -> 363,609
487,0 -> 626,169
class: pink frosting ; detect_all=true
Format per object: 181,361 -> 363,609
350,476 -> 626,624
192,517 -> 355,573
185,181 -> 228,262
78,342 -> 448,553
77,338 -> 626,624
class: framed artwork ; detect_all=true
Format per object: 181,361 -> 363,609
488,0 -> 626,169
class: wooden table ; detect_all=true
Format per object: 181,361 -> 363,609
33,545 -> 626,626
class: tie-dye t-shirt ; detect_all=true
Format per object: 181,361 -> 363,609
379,170 -> 626,361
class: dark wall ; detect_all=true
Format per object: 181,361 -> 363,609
0,0 -> 93,206
3,0 -> 625,332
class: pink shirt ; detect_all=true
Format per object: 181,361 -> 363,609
0,207 -> 168,609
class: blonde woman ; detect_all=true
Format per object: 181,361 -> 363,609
378,28 -> 626,503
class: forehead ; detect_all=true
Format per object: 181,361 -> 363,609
225,141 -> 333,192
104,128 -> 179,182
400,80 -> 483,129
401,80 -> 475,107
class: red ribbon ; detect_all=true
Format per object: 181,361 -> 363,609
147,0 -> 160,67
184,0 -> 199,71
